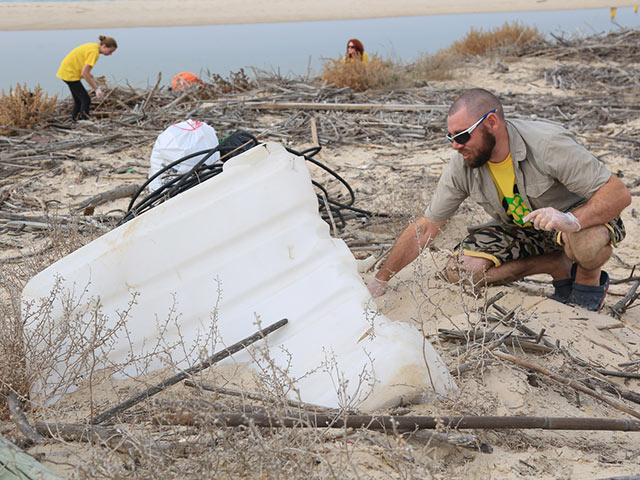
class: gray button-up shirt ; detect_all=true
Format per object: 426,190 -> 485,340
425,118 -> 611,225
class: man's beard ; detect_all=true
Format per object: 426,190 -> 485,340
466,128 -> 496,168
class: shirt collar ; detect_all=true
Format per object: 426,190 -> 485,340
506,120 -> 527,163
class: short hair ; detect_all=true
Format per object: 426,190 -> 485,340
346,38 -> 364,56
99,35 -> 118,49
449,88 -> 504,120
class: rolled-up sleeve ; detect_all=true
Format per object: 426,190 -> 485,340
540,131 -> 610,198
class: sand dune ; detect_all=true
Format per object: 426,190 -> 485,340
0,0 -> 638,31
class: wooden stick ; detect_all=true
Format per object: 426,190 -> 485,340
183,380 -> 337,414
34,421 -> 187,457
491,350 -> 640,420
610,279 -> 640,318
74,184 -> 140,211
484,291 -> 506,310
159,411 -> 640,432
580,377 -> 640,406
245,102 -> 451,112
439,329 -> 554,354
6,393 -> 46,444
35,421 -> 140,455
310,116 -> 320,148
90,318 -> 288,425
594,369 -> 640,380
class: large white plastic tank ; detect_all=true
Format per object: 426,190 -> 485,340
22,142 -> 456,411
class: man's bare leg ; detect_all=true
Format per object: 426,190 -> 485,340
446,224 -> 613,287
445,251 -> 573,286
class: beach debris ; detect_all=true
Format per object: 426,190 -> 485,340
148,118 -> 220,192
22,142 -> 456,411
90,318 -> 288,425
610,278 -> 640,319
492,350 -> 640,420
152,410 -> 640,432
6,393 -> 46,445
170,72 -> 204,90
0,436 -> 61,480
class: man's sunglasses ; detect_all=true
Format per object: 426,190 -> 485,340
446,109 -> 497,144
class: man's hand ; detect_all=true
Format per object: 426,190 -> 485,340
367,277 -> 388,298
523,208 -> 581,233
95,88 -> 104,98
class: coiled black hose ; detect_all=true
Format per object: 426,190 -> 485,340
120,130 -> 381,229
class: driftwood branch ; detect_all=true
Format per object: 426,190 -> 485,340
609,279 -> 640,318
34,421 -> 195,457
156,411 -> 640,432
244,102 -> 450,112
183,380 -> 338,414
439,328 -> 554,354
35,421 -> 142,456
90,318 -> 288,425
580,377 -> 640,406
74,184 -> 140,212
492,350 -> 640,420
6,393 -> 46,444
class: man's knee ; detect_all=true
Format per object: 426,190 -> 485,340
444,255 -> 493,284
564,225 -> 612,268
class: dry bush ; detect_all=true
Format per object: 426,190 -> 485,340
0,214 -> 110,418
0,83 -> 58,133
195,68 -> 254,99
447,21 -> 543,57
409,49 -> 461,82
321,55 -> 405,92
0,265 -> 31,419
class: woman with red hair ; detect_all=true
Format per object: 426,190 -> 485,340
344,38 -> 370,64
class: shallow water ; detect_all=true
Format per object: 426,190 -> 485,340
1,7 -> 638,96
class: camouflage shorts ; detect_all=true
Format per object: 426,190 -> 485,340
454,216 -> 626,267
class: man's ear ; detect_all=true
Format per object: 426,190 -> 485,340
485,112 -> 500,130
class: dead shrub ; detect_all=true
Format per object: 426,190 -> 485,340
321,55 -> 404,92
447,21 -> 543,57
193,68 -> 255,99
0,83 -> 58,134
409,49 -> 461,82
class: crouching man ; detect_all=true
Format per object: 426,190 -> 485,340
367,88 -> 630,312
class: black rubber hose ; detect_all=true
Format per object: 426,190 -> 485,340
120,131 -> 383,228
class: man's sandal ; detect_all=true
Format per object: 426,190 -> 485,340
566,270 -> 610,312
549,263 -> 577,304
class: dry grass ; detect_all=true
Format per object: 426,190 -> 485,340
0,83 -> 58,134
447,21 -> 543,57
408,49 -> 461,82
321,55 -> 406,92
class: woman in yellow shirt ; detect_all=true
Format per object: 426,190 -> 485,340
344,38 -> 370,64
56,35 -> 117,121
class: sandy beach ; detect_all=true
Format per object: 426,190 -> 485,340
1,9 -> 640,479
1,0 -> 639,30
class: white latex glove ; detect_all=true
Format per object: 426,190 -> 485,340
367,277 -> 388,298
95,88 -> 104,98
523,208 -> 581,233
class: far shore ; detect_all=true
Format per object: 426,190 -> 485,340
1,0 -> 639,31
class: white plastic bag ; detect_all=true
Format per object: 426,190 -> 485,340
148,119 -> 220,192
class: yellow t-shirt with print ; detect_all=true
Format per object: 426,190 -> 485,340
487,153 -> 532,227
56,43 -> 100,82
